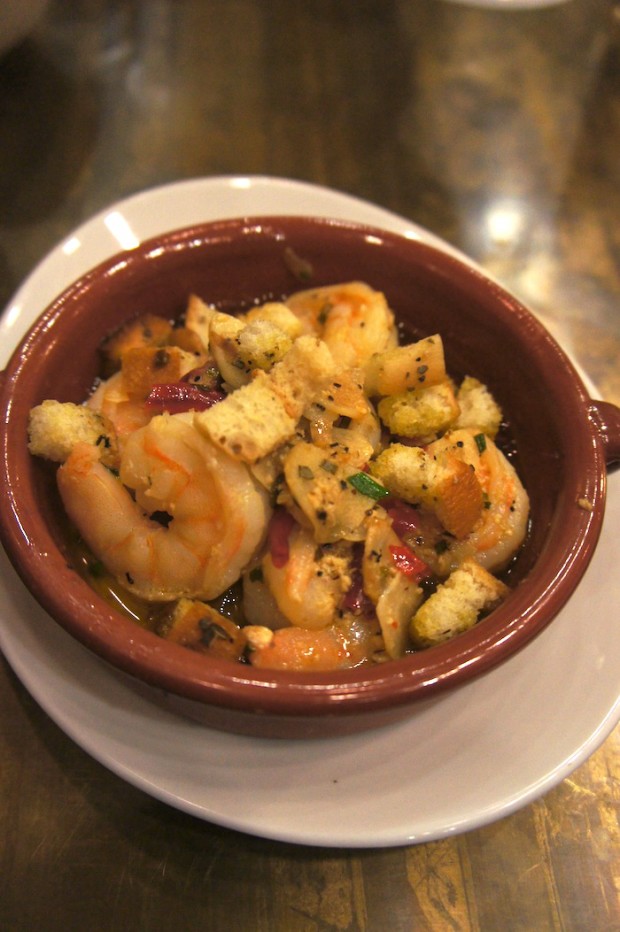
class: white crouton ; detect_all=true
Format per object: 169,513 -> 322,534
377,381 -> 460,442
184,294 -> 217,352
364,334 -> 446,397
237,320 -> 293,373
195,336 -> 336,463
410,558 -> 509,648
243,625 -> 276,652
209,312 -> 296,391
242,302 -> 304,339
27,400 -> 118,466
207,311 -> 246,388
370,442 -> 483,539
455,376 -> 502,439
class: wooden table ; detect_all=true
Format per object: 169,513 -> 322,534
1,1 -> 618,928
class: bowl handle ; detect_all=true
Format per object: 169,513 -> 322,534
589,400 -> 620,471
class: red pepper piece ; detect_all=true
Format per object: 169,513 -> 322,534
145,382 -> 226,413
341,545 -> 375,616
389,544 -> 430,580
268,508 -> 297,569
384,497 -> 421,540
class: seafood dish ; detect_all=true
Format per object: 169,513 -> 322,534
27,281 -> 530,672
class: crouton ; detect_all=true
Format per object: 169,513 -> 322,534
204,311 -> 246,388
195,336 -> 337,463
158,598 -> 245,661
242,301 -> 304,339
237,320 -> 294,373
184,294 -> 217,352
455,376 -> 503,439
99,313 -> 173,376
209,312 -> 295,390
27,400 -> 118,466
364,334 -> 446,397
370,442 -> 483,539
409,558 -> 508,647
120,345 -> 202,401
377,381 -> 460,442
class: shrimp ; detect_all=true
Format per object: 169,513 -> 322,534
57,412 -> 271,601
261,522 -> 354,630
428,430 -> 530,574
285,282 -> 397,368
244,616 -> 381,672
87,371 -> 151,450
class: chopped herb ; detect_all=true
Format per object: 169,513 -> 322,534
320,460 -> 338,474
153,348 -> 170,369
474,432 -> 487,453
347,472 -> 390,500
298,465 -> 314,480
199,619 -> 233,647
317,302 -> 333,325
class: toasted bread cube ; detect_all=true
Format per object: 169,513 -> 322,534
455,376 -> 503,439
195,336 -> 336,463
100,313 -> 173,375
237,320 -> 294,373
242,302 -> 304,339
370,442 -> 483,539
410,558 -> 508,647
28,400 -> 118,466
365,334 -> 446,397
159,599 -> 245,661
377,381 -> 459,442
120,345 -> 200,400
210,312 -> 295,390
184,294 -> 217,352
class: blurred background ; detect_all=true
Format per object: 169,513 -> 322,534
1,0 -> 618,399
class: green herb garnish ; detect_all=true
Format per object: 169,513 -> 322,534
347,472 -> 389,500
474,433 -> 487,454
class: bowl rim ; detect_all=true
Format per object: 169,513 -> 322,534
0,215 -> 608,718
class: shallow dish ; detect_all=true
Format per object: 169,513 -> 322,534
1,214 -> 619,738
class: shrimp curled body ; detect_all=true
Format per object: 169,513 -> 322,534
57,413 -> 271,601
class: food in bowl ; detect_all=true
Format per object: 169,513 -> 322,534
27,279 -> 529,672
1,215 -> 616,737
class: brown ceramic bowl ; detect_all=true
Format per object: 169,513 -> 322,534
1,217 -> 619,738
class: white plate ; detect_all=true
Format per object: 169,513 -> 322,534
1,176 -> 619,848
